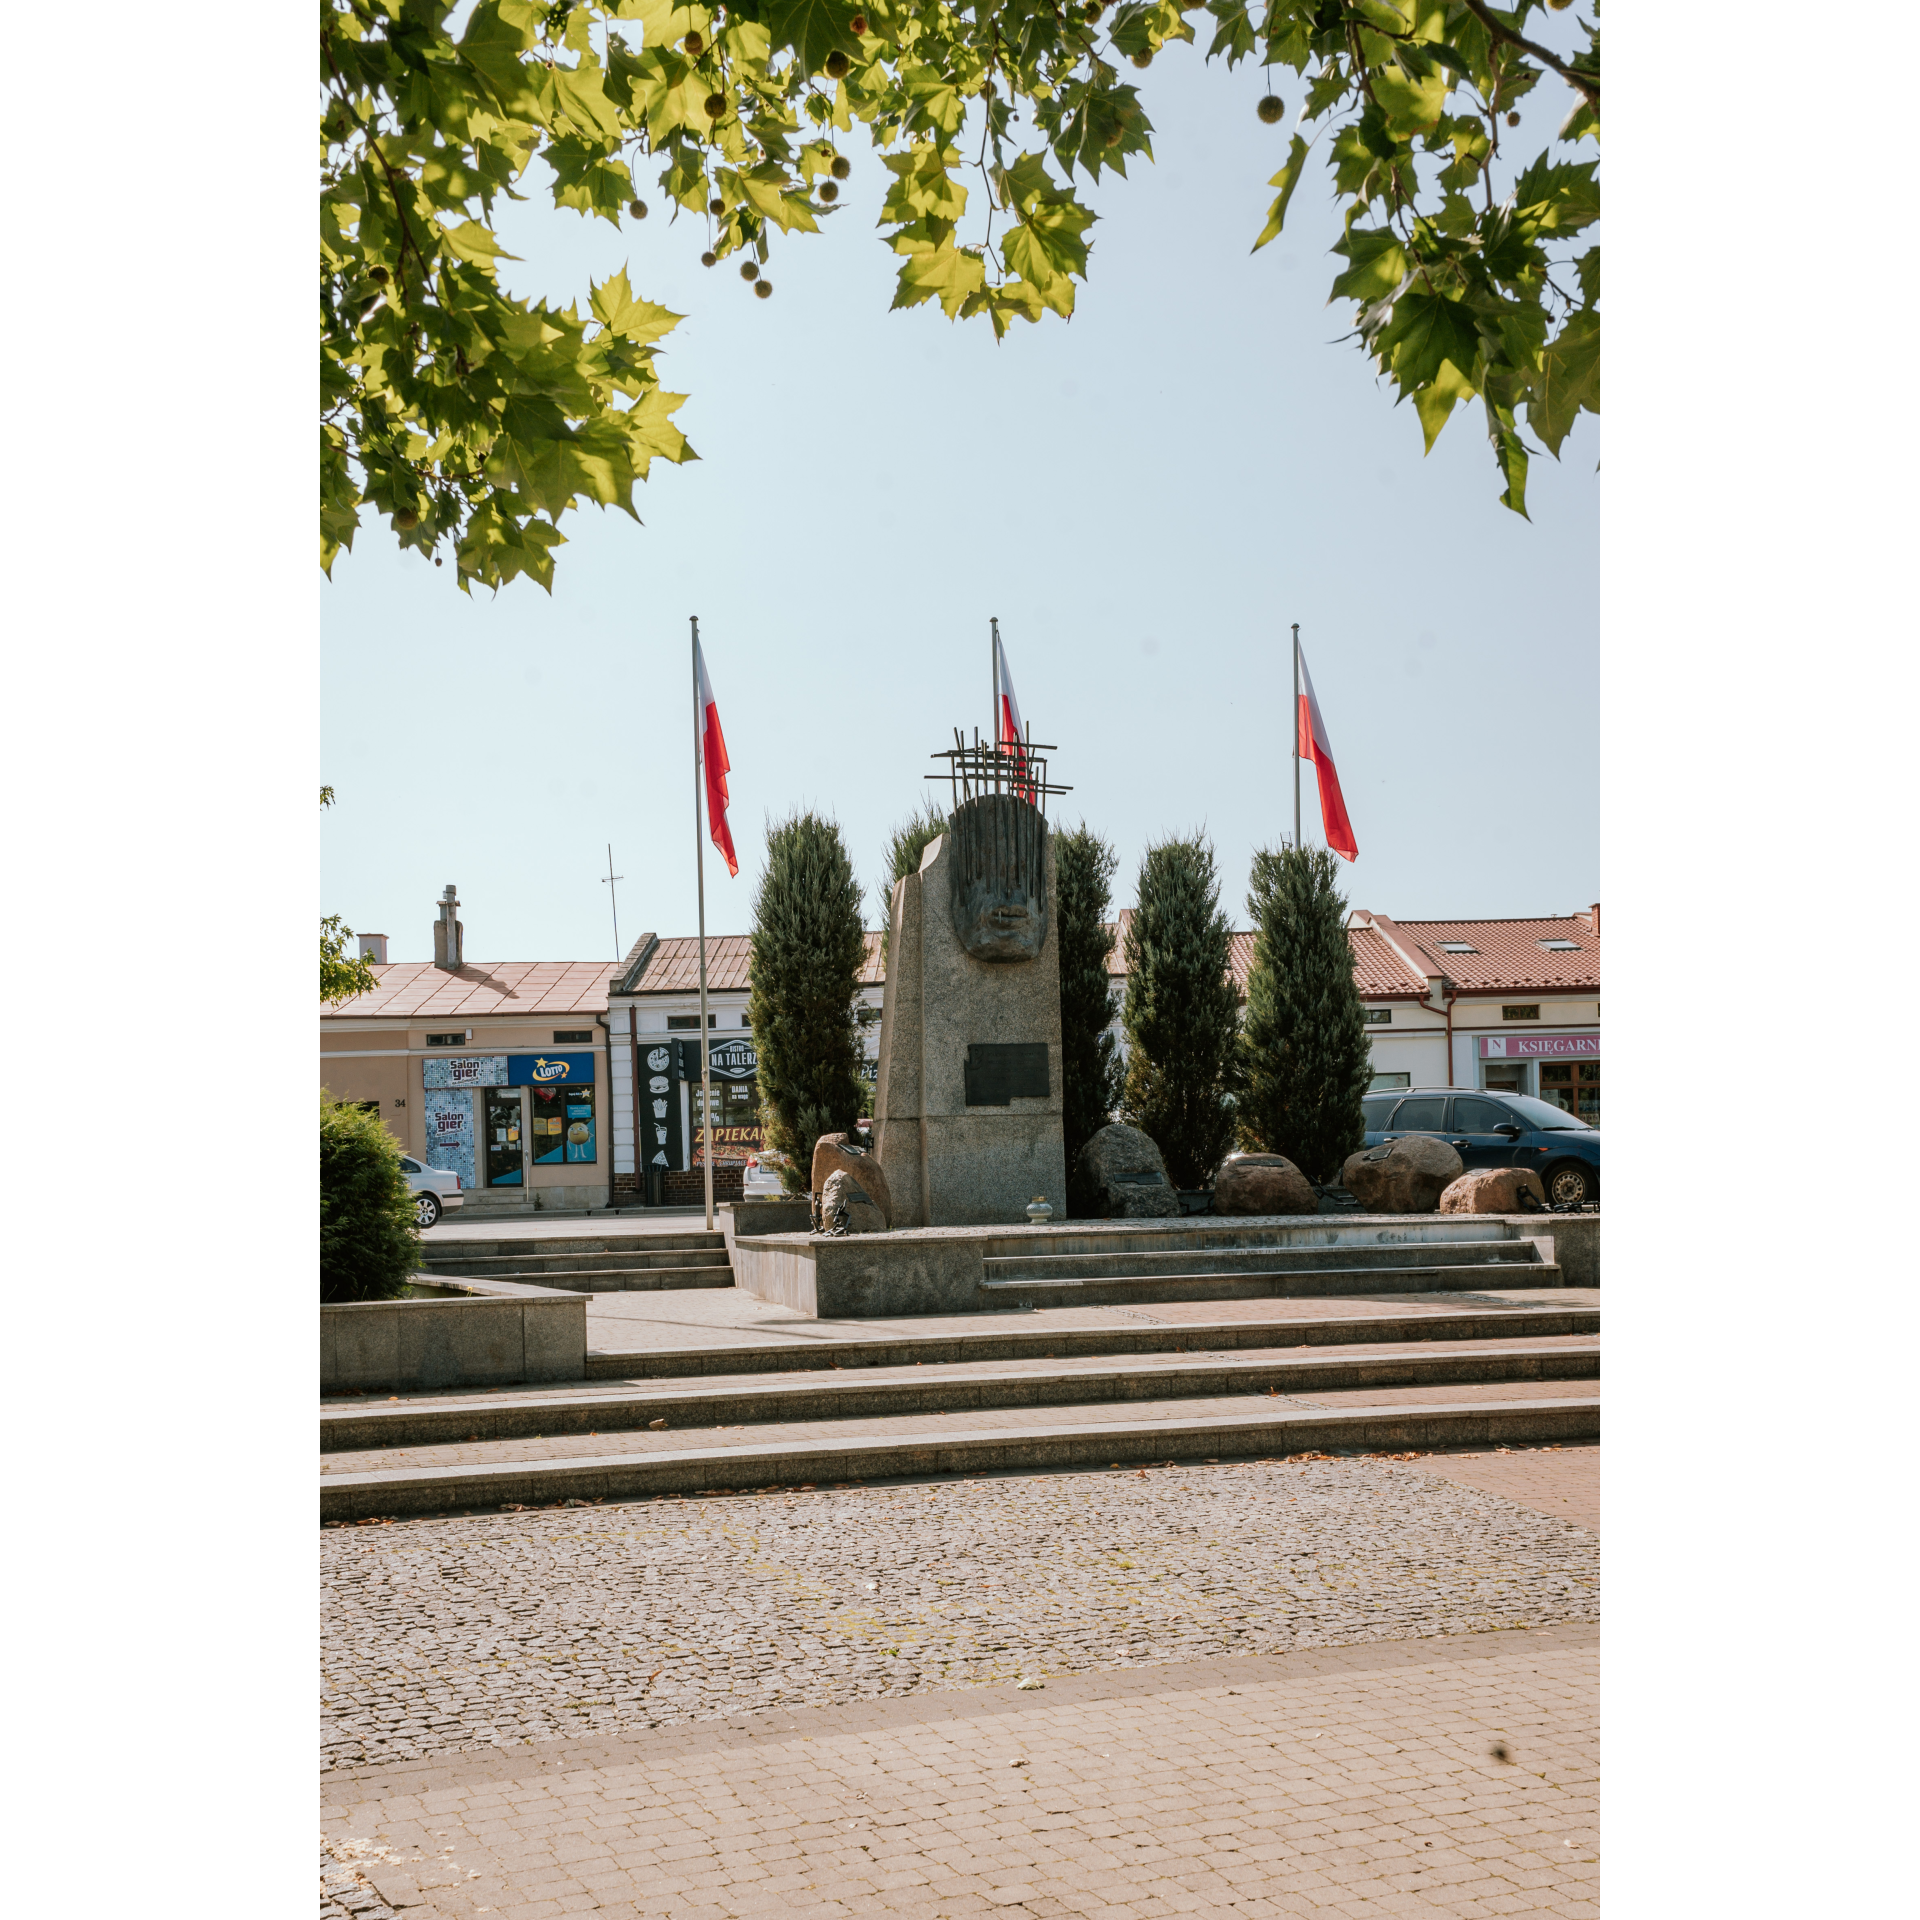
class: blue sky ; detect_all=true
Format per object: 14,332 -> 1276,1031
321,39 -> 1597,965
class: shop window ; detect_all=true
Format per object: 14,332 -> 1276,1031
1502,1005 -> 1540,1021
531,1083 -> 596,1164
426,1032 -> 465,1046
1540,1060 -> 1600,1126
553,1029 -> 592,1043
692,1077 -> 761,1163
667,1015 -> 718,1030
1364,1008 -> 1392,1025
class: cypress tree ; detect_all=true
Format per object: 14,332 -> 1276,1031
1121,833 -> 1241,1188
1055,822 -> 1121,1185
1238,844 -> 1374,1182
876,799 -> 947,966
747,810 -> 868,1193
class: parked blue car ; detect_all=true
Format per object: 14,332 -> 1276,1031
1359,1088 -> 1599,1208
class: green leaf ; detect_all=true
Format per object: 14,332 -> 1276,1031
880,145 -> 969,224
551,64 -> 626,143
738,165 -> 822,234
901,66 -> 965,139
1574,245 -> 1599,308
1329,227 -> 1407,304
1412,355 -> 1475,453
1252,135 -> 1309,252
1526,309 -> 1599,457
590,269 -> 683,348
1372,64 -> 1448,134
890,238 -> 985,319
441,219 -> 519,266
457,1 -> 543,119
761,0 -> 862,75
1378,290 -> 1480,390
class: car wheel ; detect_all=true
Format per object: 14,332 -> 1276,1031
414,1191 -> 442,1229
1544,1162 -> 1594,1208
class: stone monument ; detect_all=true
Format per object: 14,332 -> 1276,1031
872,731 -> 1070,1227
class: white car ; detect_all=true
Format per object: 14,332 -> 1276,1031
741,1150 -> 790,1198
398,1155 -> 465,1229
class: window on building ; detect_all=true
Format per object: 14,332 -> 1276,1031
1538,939 -> 1582,952
1502,1004 -> 1541,1021
1363,1008 -> 1392,1025
1437,941 -> 1477,954
425,1032 -> 466,1046
1540,1060 -> 1600,1126
1366,1073 -> 1409,1095
531,1083 -> 596,1164
553,1029 -> 592,1043
667,1014 -> 718,1030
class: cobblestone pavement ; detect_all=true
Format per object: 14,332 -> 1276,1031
322,1453 -> 1597,1774
323,1621 -> 1599,1919
579,1289 -> 1597,1357
321,1376 -> 1596,1477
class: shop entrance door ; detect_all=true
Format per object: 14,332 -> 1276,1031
485,1089 -> 526,1187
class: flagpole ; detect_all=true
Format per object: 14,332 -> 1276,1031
690,615 -> 714,1234
1291,623 -> 1302,851
990,615 -> 1000,761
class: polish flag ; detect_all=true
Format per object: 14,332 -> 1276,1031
993,626 -> 1034,798
1296,640 -> 1358,862
695,636 -> 738,878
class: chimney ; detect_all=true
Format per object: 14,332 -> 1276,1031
1579,901 -> 1600,936
432,885 -> 464,971
357,933 -> 389,966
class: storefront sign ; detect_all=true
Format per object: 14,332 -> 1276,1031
1478,1033 -> 1599,1059
422,1087 -> 475,1188
507,1051 -> 596,1085
639,1042 -> 682,1172
422,1054 -> 508,1088
688,1037 -> 758,1081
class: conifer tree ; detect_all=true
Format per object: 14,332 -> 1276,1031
1238,844 -> 1374,1182
1121,834 -> 1241,1188
1055,823 -> 1121,1184
747,811 -> 868,1193
876,800 -> 947,967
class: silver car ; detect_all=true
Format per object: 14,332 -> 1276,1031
398,1154 -> 465,1229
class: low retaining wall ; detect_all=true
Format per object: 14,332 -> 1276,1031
322,1275 -> 587,1393
730,1212 -> 1599,1319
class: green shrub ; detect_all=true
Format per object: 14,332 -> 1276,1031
748,811 -> 869,1193
1238,845 -> 1374,1182
320,1092 -> 419,1303
1055,822 -> 1121,1193
1121,833 -> 1241,1188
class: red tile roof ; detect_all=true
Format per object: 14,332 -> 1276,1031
322,961 -> 613,1020
620,931 -> 886,994
1347,925 -> 1429,996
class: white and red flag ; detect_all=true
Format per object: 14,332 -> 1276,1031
1296,639 -> 1358,862
992,623 -> 1034,798
695,633 -> 738,878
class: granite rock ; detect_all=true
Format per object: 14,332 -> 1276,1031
1072,1123 -> 1179,1219
1213,1152 -> 1319,1216
820,1168 -> 887,1235
1342,1135 -> 1463,1213
812,1133 -> 892,1227
1438,1167 -> 1547,1214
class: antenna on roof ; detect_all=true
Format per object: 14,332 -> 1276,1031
601,844 -> 624,960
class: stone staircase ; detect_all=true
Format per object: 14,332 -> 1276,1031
416,1229 -> 731,1294
320,1273 -> 1599,1522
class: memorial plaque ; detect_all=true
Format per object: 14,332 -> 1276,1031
964,1041 -> 1050,1106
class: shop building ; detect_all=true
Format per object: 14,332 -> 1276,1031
606,929 -> 886,1206
319,885 -> 617,1212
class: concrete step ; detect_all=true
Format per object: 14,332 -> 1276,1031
979,1261 -> 1563,1306
980,1238 -> 1544,1283
322,1339 -> 1599,1452
478,1265 -> 737,1295
318,1391 -> 1600,1520
578,1301 -> 1599,1379
420,1238 -> 725,1271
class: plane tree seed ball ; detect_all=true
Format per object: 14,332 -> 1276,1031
705,92 -> 727,118
825,49 -> 850,78
1257,94 -> 1284,124
683,30 -> 703,53
831,155 -> 851,179
628,198 -> 648,219
740,260 -> 760,281
819,179 -> 839,201
700,250 -> 717,267
709,195 -> 726,215
1131,49 -> 1151,66
1083,1 -> 1102,17
1506,110 -> 1520,126
754,279 -> 772,299
395,510 -> 419,529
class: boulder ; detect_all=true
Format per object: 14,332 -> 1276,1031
811,1133 -> 892,1228
1071,1123 -> 1179,1219
1341,1135 -> 1463,1213
1438,1167 -> 1547,1214
820,1168 -> 887,1235
1213,1152 -> 1319,1216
